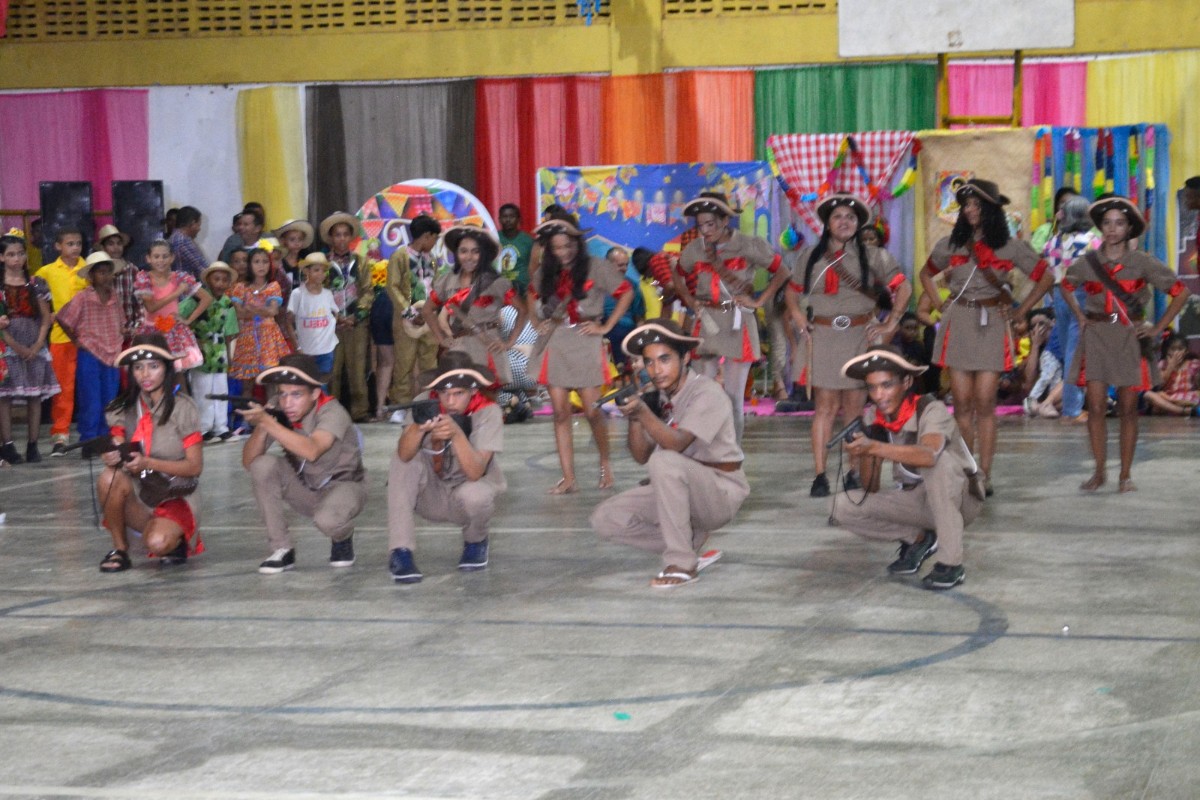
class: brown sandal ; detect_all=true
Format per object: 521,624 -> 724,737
651,565 -> 698,588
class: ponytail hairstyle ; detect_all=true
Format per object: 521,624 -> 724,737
802,228 -> 871,295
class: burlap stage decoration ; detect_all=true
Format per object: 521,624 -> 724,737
919,128 -> 1036,251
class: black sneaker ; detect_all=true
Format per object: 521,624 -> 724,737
922,562 -> 966,590
329,536 -> 355,567
0,441 -> 23,465
202,431 -> 215,442
50,442 -> 67,458
458,539 -> 489,571
24,442 -> 41,463
843,470 -> 862,492
79,442 -> 94,460
159,539 -> 188,566
389,548 -> 423,583
217,431 -> 235,442
810,473 -> 830,498
258,548 -> 296,574
887,529 -> 938,575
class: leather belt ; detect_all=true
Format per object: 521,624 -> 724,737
1084,311 -> 1133,324
955,296 -> 1006,309
811,313 -> 873,330
699,459 -> 742,472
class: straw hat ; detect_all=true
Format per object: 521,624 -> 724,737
77,251 -> 117,280
274,219 -> 315,249
318,212 -> 362,245
96,224 -> 131,248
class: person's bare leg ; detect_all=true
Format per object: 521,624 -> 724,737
948,369 -> 977,453
1142,390 -> 1188,416
972,370 -> 1000,478
810,387 -> 840,477
1081,381 -> 1108,491
374,344 -> 394,417
578,385 -> 612,489
26,396 -> 43,443
548,386 -> 577,493
144,517 -> 185,556
1116,386 -> 1139,491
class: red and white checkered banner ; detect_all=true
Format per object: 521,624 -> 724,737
767,131 -> 916,235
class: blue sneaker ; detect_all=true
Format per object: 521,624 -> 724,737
330,535 -> 355,567
458,539 -> 489,571
389,548 -> 422,583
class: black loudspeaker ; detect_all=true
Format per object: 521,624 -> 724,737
112,180 -> 165,268
39,181 -> 93,258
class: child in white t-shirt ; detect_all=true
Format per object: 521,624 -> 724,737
286,253 -> 339,382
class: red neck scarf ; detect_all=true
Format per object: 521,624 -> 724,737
876,394 -> 918,433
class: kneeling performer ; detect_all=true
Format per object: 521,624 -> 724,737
590,320 -> 750,588
242,354 -> 367,574
831,346 -> 984,589
386,352 -> 506,583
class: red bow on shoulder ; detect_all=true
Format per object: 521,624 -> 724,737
973,241 -> 1013,273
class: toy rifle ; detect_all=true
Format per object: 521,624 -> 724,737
380,399 -> 473,438
63,436 -> 142,461
206,394 -> 293,429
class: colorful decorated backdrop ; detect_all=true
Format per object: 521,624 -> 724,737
534,161 -> 785,257
354,179 -> 496,271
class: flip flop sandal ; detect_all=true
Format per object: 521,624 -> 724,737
651,565 -> 698,589
697,549 -> 723,572
99,549 -> 131,573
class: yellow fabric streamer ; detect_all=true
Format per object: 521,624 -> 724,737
236,86 -> 308,229
1087,51 -> 1200,258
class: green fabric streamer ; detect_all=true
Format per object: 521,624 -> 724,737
754,64 -> 938,159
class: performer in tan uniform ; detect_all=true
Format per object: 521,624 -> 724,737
590,320 -> 750,588
830,346 -> 984,590
1059,196 -> 1191,493
422,225 -> 527,386
386,214 -> 441,406
920,178 -> 1054,495
785,194 -> 911,497
530,215 -> 634,494
97,334 -> 205,573
321,212 -> 373,422
386,352 -> 506,583
674,193 -> 791,442
241,354 -> 367,574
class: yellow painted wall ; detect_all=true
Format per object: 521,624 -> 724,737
0,0 -> 1197,88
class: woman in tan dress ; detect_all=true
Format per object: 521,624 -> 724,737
1059,196 -> 1190,493
422,225 -> 528,386
673,192 -> 791,443
530,216 -> 634,494
785,194 -> 911,497
920,179 -> 1054,494
97,333 -> 205,573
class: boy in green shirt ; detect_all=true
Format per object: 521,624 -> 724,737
184,262 -> 241,440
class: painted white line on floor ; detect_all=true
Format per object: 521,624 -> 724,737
0,473 -> 80,493
0,787 -> 441,800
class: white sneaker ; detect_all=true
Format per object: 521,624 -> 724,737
389,410 -> 407,424
258,548 -> 296,574
1023,397 -> 1038,417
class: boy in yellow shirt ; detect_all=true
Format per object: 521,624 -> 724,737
34,228 -> 87,455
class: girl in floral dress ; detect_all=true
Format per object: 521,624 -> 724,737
229,246 -> 291,382
135,240 -> 213,370
0,230 -> 59,464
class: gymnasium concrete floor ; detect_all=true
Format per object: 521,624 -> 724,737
0,410 -> 1197,800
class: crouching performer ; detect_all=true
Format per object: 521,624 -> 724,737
831,346 -> 984,590
386,352 -> 506,583
590,320 -> 750,588
97,334 -> 205,572
242,353 -> 367,574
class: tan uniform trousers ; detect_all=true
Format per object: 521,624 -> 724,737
829,453 -> 981,565
390,331 -> 439,405
590,448 -> 750,571
332,323 -> 370,420
386,451 -> 498,550
249,454 -> 368,551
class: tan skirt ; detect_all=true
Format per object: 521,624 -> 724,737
449,334 -> 514,386
932,302 -> 1014,373
1068,321 -> 1150,389
537,324 -> 607,388
693,305 -> 760,362
809,323 -> 870,390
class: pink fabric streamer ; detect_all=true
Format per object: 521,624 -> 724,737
0,89 -> 148,223
948,62 -> 1087,127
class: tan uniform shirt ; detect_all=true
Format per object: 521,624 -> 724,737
865,397 -> 971,488
534,257 -> 629,322
679,230 -> 781,304
266,397 -> 365,490
1061,249 -> 1184,318
415,400 -> 506,490
666,372 -> 744,464
926,237 -> 1047,302
793,244 -> 902,317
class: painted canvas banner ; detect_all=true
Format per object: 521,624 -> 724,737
535,161 -> 781,257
